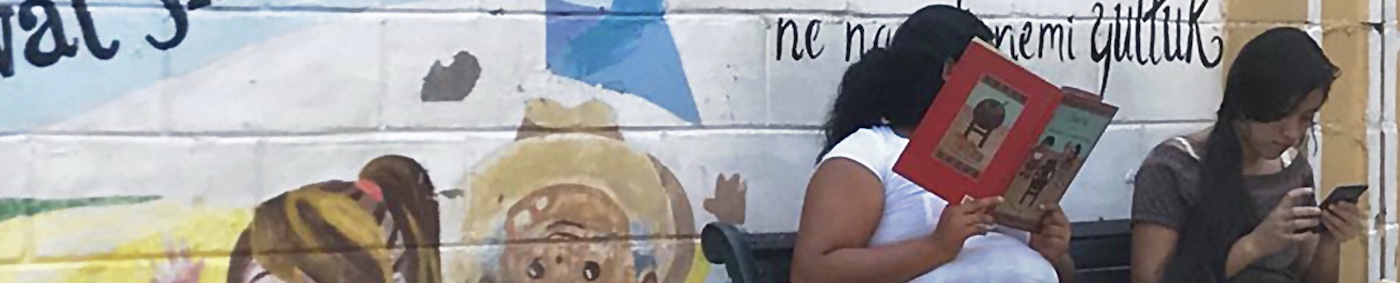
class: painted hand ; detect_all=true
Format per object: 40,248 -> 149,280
1030,204 -> 1071,262
151,238 -> 204,283
704,174 -> 747,225
1320,201 -> 1367,244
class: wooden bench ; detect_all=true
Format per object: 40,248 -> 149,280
700,219 -> 1132,283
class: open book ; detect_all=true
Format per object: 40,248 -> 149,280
892,39 -> 1119,232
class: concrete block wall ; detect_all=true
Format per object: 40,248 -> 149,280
0,0 -> 1386,282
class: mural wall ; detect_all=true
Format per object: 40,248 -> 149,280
0,0 -> 1389,282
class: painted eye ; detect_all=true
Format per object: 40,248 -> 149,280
582,261 -> 600,281
527,258 -> 546,279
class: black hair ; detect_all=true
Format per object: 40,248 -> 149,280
1042,136 -> 1056,146
1161,27 -> 1338,282
819,4 -> 994,159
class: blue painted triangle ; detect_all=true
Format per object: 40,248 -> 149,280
545,0 -> 700,123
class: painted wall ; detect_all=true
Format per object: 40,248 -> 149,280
0,0 -> 1387,282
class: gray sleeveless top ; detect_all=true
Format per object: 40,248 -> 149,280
1132,137 -> 1316,283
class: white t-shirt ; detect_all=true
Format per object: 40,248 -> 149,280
821,126 -> 1061,283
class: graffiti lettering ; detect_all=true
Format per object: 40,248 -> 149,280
147,0 -> 188,50
845,22 -> 895,62
0,6 -> 13,77
73,0 -> 118,60
1090,0 -> 1223,94
772,2 -> 1225,96
992,19 -> 1076,61
19,0 -> 80,68
0,0 -> 201,79
775,18 -> 825,61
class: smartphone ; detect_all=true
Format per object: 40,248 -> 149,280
1320,184 -> 1368,209
1303,184 -> 1368,233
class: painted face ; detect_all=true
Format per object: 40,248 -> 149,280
499,184 -> 653,283
1238,88 -> 1325,160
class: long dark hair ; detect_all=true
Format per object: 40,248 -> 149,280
1162,27 -> 1338,282
819,5 -> 993,158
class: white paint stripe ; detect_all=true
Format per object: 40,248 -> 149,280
1370,128 -> 1385,282
1309,0 -> 1322,24
1385,22 -> 1399,281
1366,24 -> 1388,283
1387,123 -> 1398,281
1308,25 -> 1325,45
1390,0 -> 1398,22
1311,124 -> 1324,189
1374,0 -> 1387,23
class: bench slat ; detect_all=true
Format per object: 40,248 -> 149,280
702,219 -> 1134,283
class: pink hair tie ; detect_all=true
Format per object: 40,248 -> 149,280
355,179 -> 385,202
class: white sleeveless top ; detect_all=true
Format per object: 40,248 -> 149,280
822,126 -> 1061,283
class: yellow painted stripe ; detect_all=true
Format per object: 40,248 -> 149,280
0,201 -> 251,283
1319,0 -> 1373,281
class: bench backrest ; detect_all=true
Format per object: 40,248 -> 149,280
700,219 -> 1133,283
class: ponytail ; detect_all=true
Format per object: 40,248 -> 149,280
820,47 -> 893,159
1161,113 -> 1258,283
381,173 -> 443,283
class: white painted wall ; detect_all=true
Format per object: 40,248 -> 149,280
7,0 -> 1369,282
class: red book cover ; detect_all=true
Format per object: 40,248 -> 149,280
893,39 -> 1063,204
893,39 -> 1120,232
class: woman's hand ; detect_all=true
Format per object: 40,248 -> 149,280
1319,201 -> 1366,244
929,197 -> 1003,254
1030,204 -> 1072,262
1241,188 -> 1323,256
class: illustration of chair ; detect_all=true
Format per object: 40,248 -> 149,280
964,99 -> 1007,148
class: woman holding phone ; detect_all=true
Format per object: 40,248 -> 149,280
1130,27 -> 1369,283
790,5 -> 1074,283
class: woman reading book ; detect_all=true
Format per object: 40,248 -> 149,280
1129,27 -> 1368,283
790,5 -> 1074,283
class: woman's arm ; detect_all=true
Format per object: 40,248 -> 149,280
1049,254 -> 1075,283
789,159 -> 960,283
1224,234 -> 1270,277
1292,232 -> 1320,279
1029,204 -> 1075,283
1131,223 -> 1268,282
1301,201 -> 1367,283
1299,237 -> 1340,283
1130,223 -> 1178,283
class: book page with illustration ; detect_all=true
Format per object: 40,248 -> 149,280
993,88 -> 1117,232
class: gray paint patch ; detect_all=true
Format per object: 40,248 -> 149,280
421,51 -> 482,102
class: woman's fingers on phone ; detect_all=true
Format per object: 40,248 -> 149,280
1334,202 -> 1364,221
1281,188 -> 1315,206
1321,216 -> 1343,236
1288,218 -> 1321,231
1286,232 -> 1315,242
1290,206 -> 1322,218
